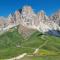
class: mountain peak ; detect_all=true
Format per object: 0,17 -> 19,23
0,6 -> 60,36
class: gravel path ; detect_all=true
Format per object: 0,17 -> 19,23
7,53 -> 27,60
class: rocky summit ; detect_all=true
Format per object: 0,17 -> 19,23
0,6 -> 60,37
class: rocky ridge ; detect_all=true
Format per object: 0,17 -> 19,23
0,6 -> 60,37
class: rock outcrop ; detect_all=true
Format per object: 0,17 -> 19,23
0,6 -> 60,37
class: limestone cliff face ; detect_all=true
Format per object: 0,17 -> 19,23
7,14 -> 16,26
18,6 -> 38,38
18,24 -> 36,39
21,6 -> 37,28
0,6 -> 60,37
15,11 -> 21,24
5,6 -> 60,31
50,10 -> 60,26
0,17 -> 7,28
37,10 -> 59,33
17,6 -> 60,37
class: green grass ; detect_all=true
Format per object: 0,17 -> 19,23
0,47 -> 34,59
0,27 -> 60,59
21,31 -> 46,48
21,55 -> 60,60
0,27 -> 24,48
37,49 -> 59,56
21,31 -> 60,52
0,27 -> 34,59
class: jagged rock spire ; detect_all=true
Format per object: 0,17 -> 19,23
0,6 -> 60,36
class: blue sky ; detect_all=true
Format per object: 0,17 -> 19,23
0,0 -> 60,16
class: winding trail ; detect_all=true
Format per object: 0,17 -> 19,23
33,40 -> 48,54
7,53 -> 27,60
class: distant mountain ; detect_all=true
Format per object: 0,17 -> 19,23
0,6 -> 60,37
0,16 -> 7,28
50,10 -> 60,26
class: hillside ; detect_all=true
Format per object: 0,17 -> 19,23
0,27 -> 24,48
21,31 -> 60,52
0,27 -> 60,59
0,27 -> 35,59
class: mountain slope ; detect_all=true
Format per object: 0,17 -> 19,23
0,27 -> 24,48
21,31 -> 60,57
0,27 -> 60,59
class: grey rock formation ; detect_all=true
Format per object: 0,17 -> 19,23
0,6 -> 60,36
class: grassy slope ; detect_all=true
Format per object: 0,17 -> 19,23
0,27 -> 23,48
21,31 -> 60,60
0,27 -> 34,59
0,27 -> 60,59
21,31 -> 60,52
21,55 -> 60,60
